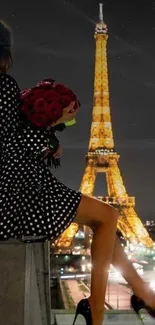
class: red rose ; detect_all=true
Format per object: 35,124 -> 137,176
45,101 -> 63,123
54,84 -> 67,94
43,89 -> 60,101
36,79 -> 55,88
54,84 -> 77,108
64,88 -> 76,101
20,100 -> 33,116
21,88 -> 31,98
30,113 -> 49,128
28,88 -> 46,102
60,94 -> 74,107
54,83 -> 76,98
33,98 -> 48,113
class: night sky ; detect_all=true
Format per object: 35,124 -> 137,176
1,0 -> 155,221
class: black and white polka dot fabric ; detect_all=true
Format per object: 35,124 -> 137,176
0,73 -> 82,242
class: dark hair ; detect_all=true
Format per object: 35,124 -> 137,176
0,20 -> 12,73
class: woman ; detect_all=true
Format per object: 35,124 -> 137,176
0,21 -> 155,325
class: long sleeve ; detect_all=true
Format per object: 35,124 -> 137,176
0,74 -> 21,155
0,74 -> 20,131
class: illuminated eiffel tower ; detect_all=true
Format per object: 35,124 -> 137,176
56,3 -> 153,249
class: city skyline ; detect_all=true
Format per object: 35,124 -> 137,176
1,0 -> 155,221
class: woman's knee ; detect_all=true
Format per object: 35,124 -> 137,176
75,194 -> 119,228
95,200 -> 118,227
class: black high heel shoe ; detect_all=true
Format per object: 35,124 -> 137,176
72,298 -> 92,325
131,294 -> 155,322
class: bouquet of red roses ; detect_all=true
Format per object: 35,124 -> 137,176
20,79 -> 80,168
20,78 -> 79,128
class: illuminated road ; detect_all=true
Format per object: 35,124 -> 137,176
105,282 -> 131,309
66,280 -> 85,305
65,279 -> 131,310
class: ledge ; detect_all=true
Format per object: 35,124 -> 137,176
51,309 -> 153,325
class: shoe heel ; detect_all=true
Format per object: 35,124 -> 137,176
72,298 -> 92,325
72,311 -> 78,325
131,295 -> 145,325
133,309 -> 145,325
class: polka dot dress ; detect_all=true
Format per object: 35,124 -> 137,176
0,74 -> 82,242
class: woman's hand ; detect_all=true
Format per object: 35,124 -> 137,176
52,101 -> 79,127
53,145 -> 63,158
43,145 -> 63,159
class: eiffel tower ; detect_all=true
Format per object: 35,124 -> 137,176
56,3 -> 153,249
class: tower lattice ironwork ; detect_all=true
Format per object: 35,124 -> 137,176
55,3 -> 153,248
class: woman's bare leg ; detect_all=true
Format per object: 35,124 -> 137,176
111,235 -> 155,307
74,194 -> 155,325
74,195 -> 118,325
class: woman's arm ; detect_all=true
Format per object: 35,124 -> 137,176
0,74 -> 20,140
